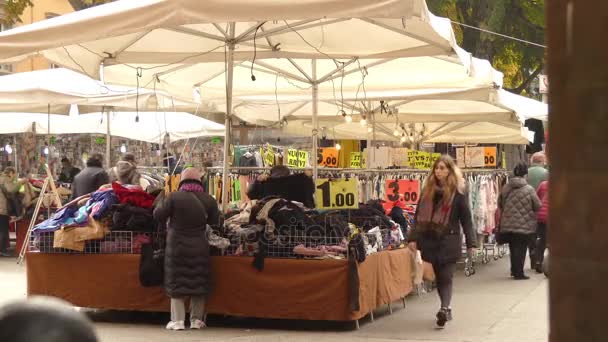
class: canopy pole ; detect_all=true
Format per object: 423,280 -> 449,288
221,23 -> 236,212
312,59 -> 319,180
106,107 -> 111,169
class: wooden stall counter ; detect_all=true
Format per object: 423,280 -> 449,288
26,249 -> 412,322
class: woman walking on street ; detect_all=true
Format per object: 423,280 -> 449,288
154,167 -> 220,331
408,155 -> 476,328
498,163 -> 541,280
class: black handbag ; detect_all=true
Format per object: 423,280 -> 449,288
139,227 -> 165,287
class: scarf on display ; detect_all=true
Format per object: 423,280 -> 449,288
179,179 -> 204,193
416,187 -> 455,233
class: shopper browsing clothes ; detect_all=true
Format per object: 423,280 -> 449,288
153,167 -> 220,331
58,158 -> 81,184
408,155 -> 476,328
497,163 -> 541,280
109,153 -> 141,186
71,154 -> 110,200
0,167 -> 27,257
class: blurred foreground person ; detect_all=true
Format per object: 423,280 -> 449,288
0,296 -> 98,342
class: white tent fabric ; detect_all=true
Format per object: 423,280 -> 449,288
0,112 -> 224,143
227,87 -> 544,143
0,68 -> 209,114
0,0 -> 543,207
0,0 -> 504,103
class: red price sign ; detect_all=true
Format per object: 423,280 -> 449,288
385,179 -> 420,205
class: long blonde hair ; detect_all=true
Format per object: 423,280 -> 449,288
421,155 -> 465,204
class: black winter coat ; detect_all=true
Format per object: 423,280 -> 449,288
409,192 -> 476,265
153,189 -> 220,298
247,173 -> 315,208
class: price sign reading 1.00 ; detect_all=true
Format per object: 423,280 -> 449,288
315,178 -> 359,210
385,179 -> 421,205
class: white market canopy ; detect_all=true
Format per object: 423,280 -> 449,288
0,0 -> 547,205
0,0 -> 542,142
0,68 -> 213,114
228,87 -> 544,143
0,111 -> 224,143
0,0 -> 502,105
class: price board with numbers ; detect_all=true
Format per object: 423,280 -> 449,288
287,149 -> 298,167
484,147 -> 497,167
350,152 -> 362,168
315,178 -> 359,209
318,147 -> 339,167
385,179 -> 421,205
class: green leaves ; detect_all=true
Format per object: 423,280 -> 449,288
428,0 -> 545,96
1,0 -> 34,25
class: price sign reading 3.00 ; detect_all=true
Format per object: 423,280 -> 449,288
385,179 -> 421,205
315,178 -> 359,210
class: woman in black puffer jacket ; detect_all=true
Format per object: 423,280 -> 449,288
154,168 -> 220,331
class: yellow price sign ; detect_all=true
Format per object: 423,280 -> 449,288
297,150 -> 309,168
315,178 -> 359,210
429,153 -> 441,168
287,149 -> 298,167
263,146 -> 275,167
484,147 -> 497,167
350,152 -> 362,168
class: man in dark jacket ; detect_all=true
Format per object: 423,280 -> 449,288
58,158 -> 80,184
71,154 -> 109,200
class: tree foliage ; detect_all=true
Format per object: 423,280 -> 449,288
427,0 -> 545,95
1,0 -> 33,25
1,0 -> 112,25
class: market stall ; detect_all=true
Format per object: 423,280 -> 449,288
0,0 -> 544,326
26,250 -> 412,323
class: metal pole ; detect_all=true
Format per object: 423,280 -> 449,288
312,59 -> 319,180
372,111 -> 376,167
13,135 -> 18,174
221,23 -> 236,212
106,108 -> 111,169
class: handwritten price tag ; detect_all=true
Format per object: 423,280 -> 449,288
287,149 -> 298,167
350,152 -> 362,168
315,178 -> 359,209
319,147 -> 339,167
484,147 -> 497,167
297,150 -> 309,168
385,179 -> 421,205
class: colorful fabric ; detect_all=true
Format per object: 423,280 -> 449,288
112,182 -> 155,209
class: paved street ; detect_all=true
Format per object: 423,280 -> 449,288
0,254 -> 547,342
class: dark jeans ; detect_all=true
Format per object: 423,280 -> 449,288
535,223 -> 548,267
509,233 -> 533,277
432,262 -> 456,308
0,215 -> 9,253
527,232 -> 537,268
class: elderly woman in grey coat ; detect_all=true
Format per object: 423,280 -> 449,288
498,162 -> 541,280
153,167 -> 220,331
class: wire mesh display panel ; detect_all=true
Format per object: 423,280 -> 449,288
28,230 -> 164,254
